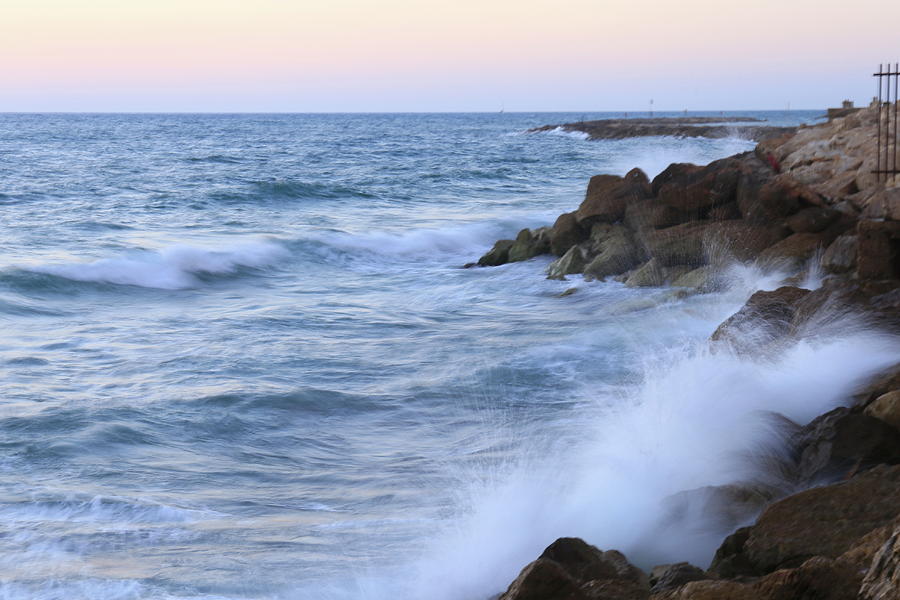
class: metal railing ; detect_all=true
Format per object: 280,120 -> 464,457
874,63 -> 900,182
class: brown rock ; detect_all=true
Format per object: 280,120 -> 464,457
551,212 -> 589,256
641,222 -> 707,267
709,464 -> 900,577
584,224 -> 644,279
793,407 -> 900,483
710,286 -> 810,349
653,579 -> 756,600
654,158 -> 742,214
708,201 -> 741,221
547,244 -> 591,280
757,232 -> 828,268
857,220 -> 900,280
576,169 -> 651,226
539,538 -> 646,587
865,390 -> 900,431
786,206 -> 840,233
625,259 -> 666,287
648,563 -> 707,594
500,558 -> 588,600
821,234 -> 858,274
753,555 -> 861,600
624,199 -> 685,231
852,363 -> 900,409
740,176 -> 804,223
860,528 -> 900,600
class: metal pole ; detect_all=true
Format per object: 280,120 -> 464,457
894,62 -> 899,180
877,64 -> 882,181
886,63 -> 891,182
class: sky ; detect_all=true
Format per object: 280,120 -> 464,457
2,0 -> 900,112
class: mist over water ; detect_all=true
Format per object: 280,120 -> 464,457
3,111 -> 891,600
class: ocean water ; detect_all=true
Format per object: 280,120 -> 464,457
1,111 -> 898,600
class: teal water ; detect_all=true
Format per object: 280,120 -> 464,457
5,111 -> 897,600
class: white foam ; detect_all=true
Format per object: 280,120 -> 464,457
25,240 -> 288,290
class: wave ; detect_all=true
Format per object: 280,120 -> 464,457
0,494 -> 215,525
210,179 -> 377,203
19,240 -> 289,290
185,154 -> 243,164
529,126 -> 591,140
408,328 -> 900,599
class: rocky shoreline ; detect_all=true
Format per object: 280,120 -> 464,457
527,116 -> 796,142
480,106 -> 900,599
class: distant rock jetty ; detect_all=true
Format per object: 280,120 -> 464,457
528,116 -> 795,142
479,105 -> 900,600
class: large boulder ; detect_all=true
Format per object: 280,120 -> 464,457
499,538 -> 649,600
860,528 -> 900,600
508,227 -> 552,262
478,239 -> 515,266
709,464 -> 900,577
576,168 -> 651,226
757,232 -> 830,268
648,563 -> 707,594
786,206 -> 840,233
652,158 -> 742,214
865,391 -> 900,431
710,286 -> 811,349
739,175 -> 807,223
793,407 -> 900,483
547,244 -> 591,280
624,199 -> 685,231
642,221 -> 785,267
551,212 -> 589,256
583,224 -> 644,280
821,234 -> 858,274
857,220 -> 900,280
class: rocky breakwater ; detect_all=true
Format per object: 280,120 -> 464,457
480,104 -> 900,599
527,116 -> 795,142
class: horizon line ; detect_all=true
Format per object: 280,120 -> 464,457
0,108 -> 826,116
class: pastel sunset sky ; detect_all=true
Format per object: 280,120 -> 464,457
3,0 -> 899,112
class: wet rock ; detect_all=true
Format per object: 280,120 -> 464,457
757,232 -> 828,268
551,212 -> 589,256
624,199 -> 684,231
852,363 -> 900,409
648,563 -> 707,594
710,286 -> 810,348
821,234 -> 858,274
786,206 -> 840,233
857,220 -> 900,280
789,279 -> 900,335
499,538 -> 649,600
641,222 -> 708,267
739,176 -> 805,223
508,227 -> 552,262
583,224 -> 644,280
708,201 -> 741,221
500,558 -> 587,600
793,407 -> 900,483
653,158 -> 742,214
652,579 -> 756,600
576,169 -> 651,226
559,287 -> 578,297
548,244 -> 590,280
709,464 -> 900,577
478,239 -> 515,266
625,259 -> 666,287
860,528 -> 900,600
753,555 -> 862,600
670,266 -> 718,292
865,391 -> 900,431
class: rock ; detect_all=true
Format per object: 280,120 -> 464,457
508,227 -> 552,262
710,286 -> 810,349
821,234 -> 858,274
500,558 -> 588,600
625,259 -> 666,287
860,528 -> 900,600
709,464 -> 900,577
479,239 -> 515,266
757,232 -> 828,268
642,221 -> 785,268
865,391 -> 900,431
548,245 -> 590,280
653,579 -> 756,600
739,176 -> 804,223
706,221 -> 788,262
641,222 -> 707,267
648,563 -> 707,594
551,212 -> 589,256
653,158 -> 742,214
670,266 -> 718,291
753,555 -> 862,600
852,363 -> 900,410
861,186 -> 900,221
793,407 -> 900,483
790,279 -> 900,335
576,169 -> 651,226
786,206 -> 840,233
500,538 -> 649,600
857,220 -> 900,280
583,224 -> 644,279
624,199 -> 685,231
708,201 -> 741,221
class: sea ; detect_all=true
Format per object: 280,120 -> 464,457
1,111 -> 898,600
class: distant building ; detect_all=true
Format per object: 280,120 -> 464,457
827,100 -> 861,120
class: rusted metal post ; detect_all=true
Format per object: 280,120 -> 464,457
877,64 -> 882,181
886,63 -> 891,181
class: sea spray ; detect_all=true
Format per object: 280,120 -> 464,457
406,291 -> 900,600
